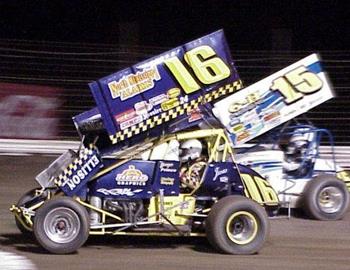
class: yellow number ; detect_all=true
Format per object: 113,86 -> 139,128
286,66 -> 323,94
164,45 -> 231,94
271,65 -> 323,104
241,174 -> 279,205
164,57 -> 201,94
254,177 -> 279,204
271,77 -> 303,104
241,174 -> 263,203
184,45 -> 231,85
337,171 -> 350,191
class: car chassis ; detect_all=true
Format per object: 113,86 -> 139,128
11,129 -> 278,254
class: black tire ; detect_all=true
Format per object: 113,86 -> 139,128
303,175 -> 350,220
15,188 -> 39,234
33,197 -> 90,254
206,195 -> 269,255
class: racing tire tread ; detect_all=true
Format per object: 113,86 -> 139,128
205,195 -> 269,255
302,175 -> 350,221
33,197 -> 90,254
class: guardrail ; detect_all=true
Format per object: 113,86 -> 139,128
1,139 -> 350,170
318,146 -> 350,170
0,139 -> 80,155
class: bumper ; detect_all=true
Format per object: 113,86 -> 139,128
10,204 -> 34,231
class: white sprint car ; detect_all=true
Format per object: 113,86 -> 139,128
235,124 -> 350,220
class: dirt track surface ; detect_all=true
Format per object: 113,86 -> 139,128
1,155 -> 350,270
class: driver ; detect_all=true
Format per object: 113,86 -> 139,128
179,139 -> 207,190
282,130 -> 314,175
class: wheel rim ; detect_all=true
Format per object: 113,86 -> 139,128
226,211 -> 258,245
318,186 -> 344,214
43,207 -> 81,244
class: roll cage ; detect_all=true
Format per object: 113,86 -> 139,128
237,122 -> 338,178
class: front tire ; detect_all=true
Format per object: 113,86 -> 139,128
303,175 -> 349,220
33,197 -> 90,254
206,195 -> 269,255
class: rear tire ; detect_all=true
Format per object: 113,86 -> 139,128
33,197 -> 90,254
303,175 -> 349,220
206,195 -> 269,255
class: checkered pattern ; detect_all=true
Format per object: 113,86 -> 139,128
110,80 -> 243,144
54,145 -> 96,187
180,161 -> 207,189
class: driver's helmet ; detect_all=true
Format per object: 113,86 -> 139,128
286,129 -> 313,156
179,139 -> 202,162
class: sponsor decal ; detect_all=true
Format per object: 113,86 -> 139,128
97,188 -> 143,196
90,30 -> 241,142
116,165 -> 149,186
188,108 -> 203,122
213,167 -> 228,182
120,115 -> 143,130
134,100 -> 153,116
228,92 -> 261,115
214,54 -> 334,145
115,109 -> 136,124
149,94 -> 168,106
167,87 -> 181,99
237,132 -> 250,143
160,98 -> 180,111
160,177 -> 175,186
160,162 -> 177,173
148,107 -> 163,117
108,66 -> 161,100
62,155 -> 100,191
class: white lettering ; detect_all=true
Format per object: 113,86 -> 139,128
83,162 -> 92,172
72,175 -> 81,184
66,180 -> 76,190
62,154 -> 100,191
160,162 -> 177,173
77,170 -> 85,179
213,167 -> 228,181
91,155 -> 99,165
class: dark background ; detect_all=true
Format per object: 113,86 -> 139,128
1,0 -> 349,50
0,1 -> 349,143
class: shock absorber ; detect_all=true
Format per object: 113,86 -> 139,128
89,196 -> 102,225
